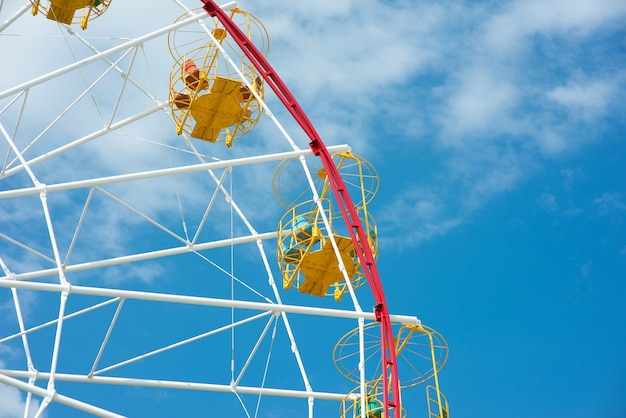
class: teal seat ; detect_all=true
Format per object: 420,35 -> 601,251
355,398 -> 383,418
292,215 -> 314,241
280,242 -> 302,263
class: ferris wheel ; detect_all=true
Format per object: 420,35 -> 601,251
0,2 -> 449,417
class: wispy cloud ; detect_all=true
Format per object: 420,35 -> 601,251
537,192 -> 558,212
1,0 -> 624,255
547,78 -> 614,114
0,381 -> 45,418
594,192 -> 626,215
378,186 -> 464,248
344,0 -> 626,248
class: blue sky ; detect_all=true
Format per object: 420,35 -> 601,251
1,0 -> 625,417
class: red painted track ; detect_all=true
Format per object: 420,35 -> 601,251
201,1 -> 401,415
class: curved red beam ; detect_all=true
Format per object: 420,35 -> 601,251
201,1 -> 401,415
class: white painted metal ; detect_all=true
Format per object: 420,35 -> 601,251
0,144 -> 351,198
0,278 -> 418,325
0,104 -> 168,179
0,373 -> 126,418
0,2 -> 31,32
0,1 -> 419,416
0,11 -> 212,100
0,370 -> 352,402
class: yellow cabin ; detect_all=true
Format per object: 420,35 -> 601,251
168,8 -> 269,147
273,153 -> 380,302
32,0 -> 111,29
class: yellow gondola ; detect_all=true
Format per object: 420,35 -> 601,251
275,153 -> 379,301
168,8 -> 269,147
31,0 -> 111,29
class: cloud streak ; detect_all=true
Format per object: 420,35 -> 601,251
0,375 -> 45,418
323,0 -> 626,247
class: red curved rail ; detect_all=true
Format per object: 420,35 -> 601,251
200,1 -> 401,415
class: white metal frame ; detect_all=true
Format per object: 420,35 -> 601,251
0,2 -> 419,417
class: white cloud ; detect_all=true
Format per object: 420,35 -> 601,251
378,187 -> 464,248
0,288 -> 41,326
0,384 -> 45,418
484,0 -> 626,53
427,0 -> 626,152
547,76 -> 619,121
96,262 -> 166,286
535,129 -> 569,155
560,168 -> 578,191
441,70 -> 519,140
364,0 -> 626,248
594,192 -> 626,215
1,0 -> 624,259
537,193 -> 558,212
257,0 -> 448,107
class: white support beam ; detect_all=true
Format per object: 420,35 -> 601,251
0,12 -> 210,100
0,279 -> 420,325
3,231 -> 279,281
0,370 -> 351,402
0,2 -> 31,33
0,104 -> 167,180
0,145 -> 351,199
0,373 -> 125,418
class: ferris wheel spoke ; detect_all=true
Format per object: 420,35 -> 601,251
93,310 -> 275,377
233,312 -> 277,386
0,232 -> 57,265
65,27 -> 161,103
